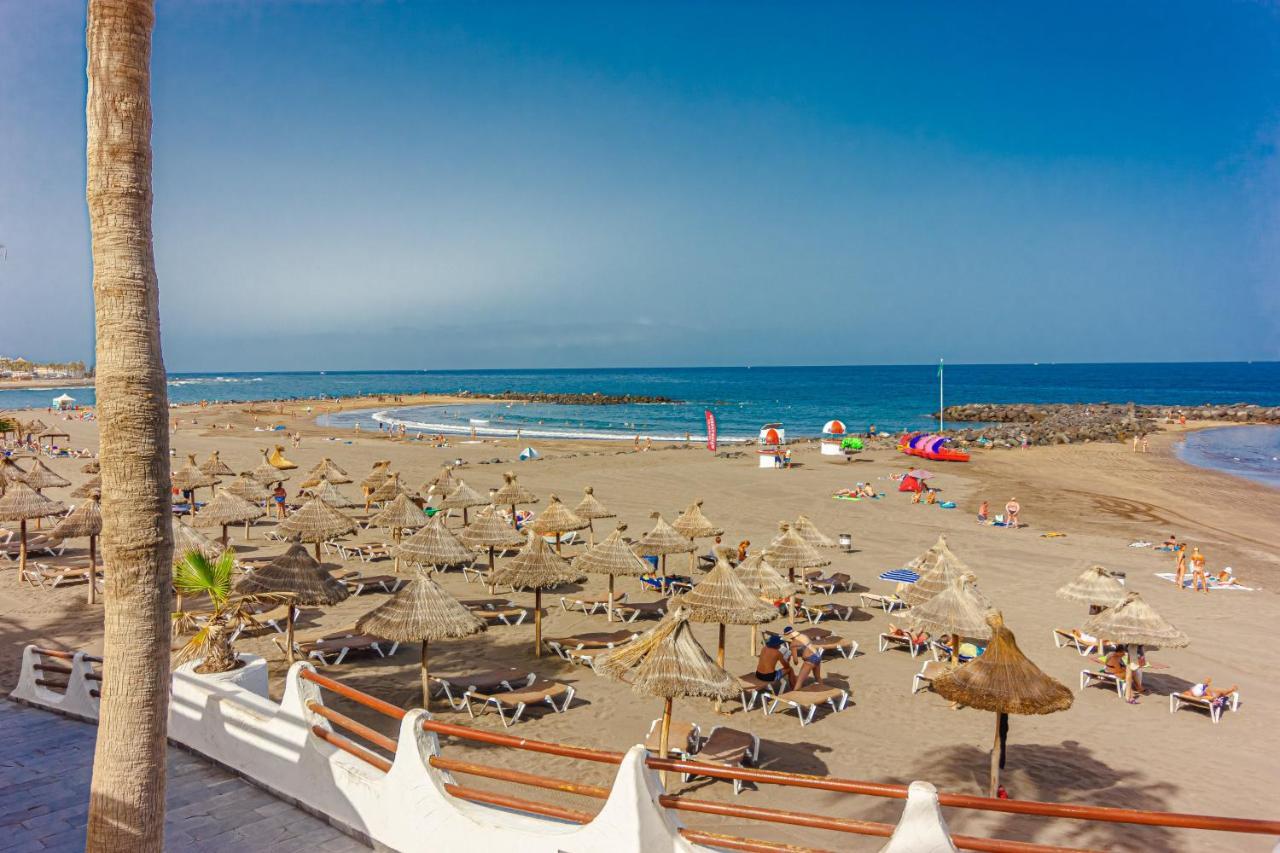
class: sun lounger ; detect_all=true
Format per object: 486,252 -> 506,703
1053,628 -> 1104,656
911,660 -> 949,695
460,599 -> 529,626
644,718 -> 702,761
1079,669 -> 1126,697
803,630 -> 858,659
542,530 -> 580,547
560,592 -> 626,615
5,535 -> 66,558
1169,689 -> 1240,724
464,678 -> 575,727
337,572 -> 404,595
858,592 -> 904,613
231,603 -> 301,640
544,630 -> 638,662
22,562 -> 102,590
878,632 -> 928,657
612,599 -> 668,623
766,681 -> 850,725
430,669 -> 536,711
274,629 -> 398,665
802,572 -> 853,594
797,601 -> 858,624
639,575 -> 693,594
737,672 -> 786,713
688,727 -> 760,795
930,639 -> 982,663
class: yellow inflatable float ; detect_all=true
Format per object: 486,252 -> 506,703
267,445 -> 298,470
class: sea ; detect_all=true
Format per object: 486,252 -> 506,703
4,362 -> 1279,483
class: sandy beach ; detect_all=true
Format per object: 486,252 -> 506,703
3,402 -> 1278,851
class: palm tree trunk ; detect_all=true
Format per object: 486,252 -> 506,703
86,2 -> 173,850
420,639 -> 430,707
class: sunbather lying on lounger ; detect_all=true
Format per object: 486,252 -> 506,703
1182,678 -> 1238,708
887,623 -> 929,646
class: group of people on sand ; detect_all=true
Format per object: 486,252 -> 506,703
1165,535 -> 1233,592
753,627 -> 825,689
975,498 -> 1021,528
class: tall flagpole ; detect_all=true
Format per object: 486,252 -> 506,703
939,359 -> 945,433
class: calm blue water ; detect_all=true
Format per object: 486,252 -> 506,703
1176,426 -> 1280,488
3,362 -> 1278,441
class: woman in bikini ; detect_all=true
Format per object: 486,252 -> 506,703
782,626 -> 823,688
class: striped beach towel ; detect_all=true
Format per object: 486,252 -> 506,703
878,569 -> 919,584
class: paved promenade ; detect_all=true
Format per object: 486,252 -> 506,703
0,698 -> 370,852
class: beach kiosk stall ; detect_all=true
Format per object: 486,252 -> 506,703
51,393 -> 76,411
820,419 -> 847,456
757,423 -> 787,468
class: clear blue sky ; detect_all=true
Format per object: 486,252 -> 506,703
2,1 -> 1278,371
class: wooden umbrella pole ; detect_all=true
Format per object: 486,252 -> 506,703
19,519 -> 27,580
314,541 -> 321,562
717,624 -> 726,668
286,607 -> 297,663
554,532 -> 561,555
394,528 -> 401,574
462,507 -> 469,526
221,523 -> 228,546
749,624 -> 757,656
658,697 -> 673,788
587,519 -> 595,545
1125,643 -> 1136,701
989,712 -> 1005,797
420,639 -> 430,708
244,519 -> 251,539
534,589 -> 543,657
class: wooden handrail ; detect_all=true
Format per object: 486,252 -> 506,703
306,700 -> 398,754
430,755 -> 610,800
679,828 -> 831,853
34,678 -> 69,691
443,783 -> 595,824
420,717 -> 624,765
311,725 -> 392,773
34,663 -> 72,675
300,668 -> 408,720
31,647 -> 76,660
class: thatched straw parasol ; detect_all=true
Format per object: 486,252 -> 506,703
367,472 -> 413,510
595,607 -> 738,783
459,505 -> 525,573
762,522 -> 831,582
70,474 -> 102,500
906,534 -> 950,571
491,471 -> 539,519
672,500 -> 722,574
572,523 -> 651,620
793,514 -> 836,549
0,482 -> 66,577
903,539 -> 971,608
634,512 -> 696,577
250,449 -> 290,486
275,496 -> 357,560
236,543 -> 350,661
300,457 -> 352,488
931,611 -> 1073,796
302,477 -> 359,509
438,479 -> 488,525
489,532 -> 584,657
908,574 -> 993,663
395,513 -> 474,572
172,453 -> 219,514
1082,591 -> 1189,700
25,418 -> 49,434
194,489 -> 265,544
356,567 -> 485,706
0,457 -> 28,492
24,460 -> 70,492
81,460 -> 100,474
528,494 -> 588,553
573,486 -> 614,544
360,460 -> 392,495
677,555 -> 775,671
736,552 -> 797,649
369,493 -> 426,572
420,465 -> 456,499
199,450 -> 236,480
50,493 -> 102,604
1056,565 -> 1127,610
173,517 -> 224,560
223,472 -> 270,504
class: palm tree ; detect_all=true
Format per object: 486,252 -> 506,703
172,549 -> 287,673
85,2 -> 173,851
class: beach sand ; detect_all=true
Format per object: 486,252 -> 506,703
3,403 -> 1278,851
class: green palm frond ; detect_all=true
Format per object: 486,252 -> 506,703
174,547 -> 237,604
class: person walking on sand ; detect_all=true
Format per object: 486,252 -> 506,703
1004,498 -> 1021,529
1019,432 -> 1029,450
1190,547 -> 1209,593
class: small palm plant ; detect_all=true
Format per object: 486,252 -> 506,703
172,548 -> 289,674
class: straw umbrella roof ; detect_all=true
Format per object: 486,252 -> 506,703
223,473 -> 270,503
931,611 -> 1073,716
275,496 -> 357,544
394,514 -> 474,567
491,471 -> 538,507
529,494 -> 588,535
360,460 -> 392,492
634,512 -> 696,557
26,419 -> 49,433
1082,591 -> 1189,648
677,557 -> 776,625
356,568 -> 485,643
903,542 -> 972,607
235,543 -> 350,606
50,494 -> 102,540
194,490 -> 265,528
1056,565 -> 1128,608
173,518 -> 224,559
907,534 -> 950,571
24,460 -> 69,491
672,500 -> 723,540
250,450 -> 290,485
300,457 -> 352,488
459,505 -> 525,550
762,523 -> 830,571
81,460 -> 100,474
438,480 -> 488,510
199,450 -> 236,478
489,532 -> 584,590
421,465 -> 456,497
368,473 -> 413,503
595,608 -> 738,701
573,486 -> 614,521
793,514 -> 836,549
368,493 -> 426,531
908,575 -> 994,639
0,481 -> 65,521
1,457 -> 29,488
172,454 -> 219,491
573,523 -> 651,577
302,478 -> 359,509
736,552 -> 797,599
71,475 -> 102,500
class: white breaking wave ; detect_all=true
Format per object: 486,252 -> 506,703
168,376 -> 264,386
369,410 -> 749,443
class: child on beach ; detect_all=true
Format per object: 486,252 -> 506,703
977,501 -> 989,523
